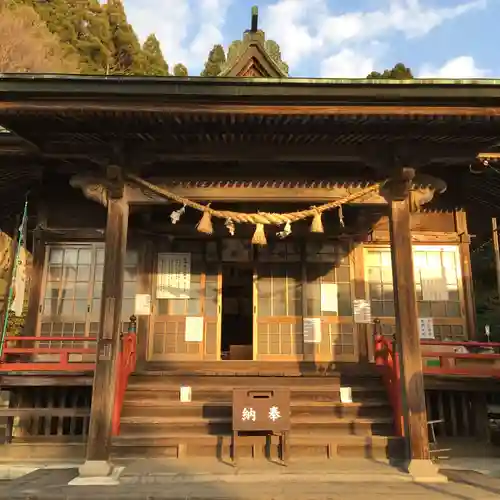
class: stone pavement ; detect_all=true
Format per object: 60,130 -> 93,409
0,459 -> 500,500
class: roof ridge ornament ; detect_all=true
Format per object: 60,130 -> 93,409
250,5 -> 258,33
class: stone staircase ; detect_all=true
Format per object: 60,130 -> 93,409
112,363 -> 405,460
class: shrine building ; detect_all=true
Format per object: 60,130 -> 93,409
1,11 -> 500,479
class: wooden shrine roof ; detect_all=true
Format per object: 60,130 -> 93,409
0,74 -> 500,238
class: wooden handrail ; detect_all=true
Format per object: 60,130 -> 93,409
2,336 -> 97,343
373,320 -> 404,437
421,340 -> 500,348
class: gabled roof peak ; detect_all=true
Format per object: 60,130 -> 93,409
219,6 -> 289,78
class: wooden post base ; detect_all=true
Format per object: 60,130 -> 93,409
78,460 -> 113,478
72,460 -> 120,485
405,459 -> 448,483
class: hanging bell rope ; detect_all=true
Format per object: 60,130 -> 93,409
126,174 -> 383,228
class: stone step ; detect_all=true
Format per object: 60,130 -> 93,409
136,361 -> 377,377
111,434 -> 405,460
124,384 -> 387,400
119,415 -> 394,437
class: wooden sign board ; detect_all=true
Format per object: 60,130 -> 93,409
157,252 -> 191,299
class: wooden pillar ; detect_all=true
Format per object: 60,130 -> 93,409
24,202 -> 47,336
492,218 -> 500,302
454,210 -> 476,340
386,170 -> 430,463
352,245 -> 371,362
85,171 -> 129,465
136,239 -> 154,369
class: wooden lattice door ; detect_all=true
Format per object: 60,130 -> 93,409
38,244 -> 138,349
303,241 -> 357,362
255,242 -> 304,360
148,240 -> 221,361
38,244 -> 100,347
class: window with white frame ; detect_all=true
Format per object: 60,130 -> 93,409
365,245 -> 465,340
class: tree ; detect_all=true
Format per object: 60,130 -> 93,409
105,0 -> 145,74
367,63 -> 413,79
0,2 -> 79,73
201,44 -> 226,77
173,63 -> 188,77
77,0 -> 115,74
19,0 -> 114,74
142,34 -> 169,76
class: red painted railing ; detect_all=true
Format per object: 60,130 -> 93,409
112,316 -> 137,436
421,340 -> 500,377
373,320 -> 404,436
373,320 -> 500,436
0,336 -> 97,372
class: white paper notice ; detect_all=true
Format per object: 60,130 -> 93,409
320,283 -> 338,313
340,387 -> 353,404
134,294 -> 151,315
157,252 -> 191,299
180,386 -> 192,403
419,318 -> 435,340
185,316 -> 204,342
353,299 -> 372,324
303,317 -> 322,344
420,268 -> 449,302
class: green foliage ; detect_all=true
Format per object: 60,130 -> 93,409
142,34 -> 169,76
201,44 -> 226,77
0,1 -> 79,73
105,0 -> 145,74
6,310 -> 26,337
13,0 -> 180,75
367,63 -> 413,80
473,244 -> 500,341
173,63 -> 188,77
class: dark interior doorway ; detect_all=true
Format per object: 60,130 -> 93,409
221,264 -> 254,360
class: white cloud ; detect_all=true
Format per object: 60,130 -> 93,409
261,0 -> 488,76
261,0 -> 325,66
320,49 -> 376,78
419,56 -> 489,78
124,0 -> 232,72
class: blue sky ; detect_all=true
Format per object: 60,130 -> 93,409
124,0 -> 499,78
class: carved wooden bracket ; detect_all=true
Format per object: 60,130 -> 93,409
381,168 -> 447,210
70,166 -> 126,207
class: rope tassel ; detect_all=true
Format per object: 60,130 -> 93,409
252,223 -> 267,245
310,209 -> 324,233
197,207 -> 213,235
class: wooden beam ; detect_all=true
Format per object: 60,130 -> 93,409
39,140 -> 481,164
492,217 -> 500,302
23,204 -> 47,337
125,183 -> 387,204
370,230 -> 463,244
136,239 -> 154,369
387,172 -> 430,463
86,172 -> 129,463
455,210 -> 476,340
41,227 -> 105,242
2,101 -> 500,117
